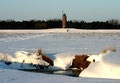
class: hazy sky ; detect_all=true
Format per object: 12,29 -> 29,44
0,0 -> 120,22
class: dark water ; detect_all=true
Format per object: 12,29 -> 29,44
20,69 -> 82,77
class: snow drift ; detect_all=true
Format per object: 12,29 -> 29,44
80,50 -> 120,79
0,51 -> 50,69
54,53 -> 75,70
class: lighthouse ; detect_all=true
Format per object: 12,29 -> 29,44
62,13 -> 67,28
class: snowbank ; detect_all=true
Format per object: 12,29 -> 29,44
0,51 -> 49,69
80,51 -> 120,79
54,53 -> 75,70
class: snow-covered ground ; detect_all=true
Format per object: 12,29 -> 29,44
0,29 -> 120,83
1,68 -> 120,83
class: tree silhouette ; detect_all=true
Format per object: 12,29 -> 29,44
0,19 -> 120,29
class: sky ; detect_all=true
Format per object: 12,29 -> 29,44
0,0 -> 120,22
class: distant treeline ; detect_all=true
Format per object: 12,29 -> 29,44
0,19 -> 120,29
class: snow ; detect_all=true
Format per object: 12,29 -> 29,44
1,68 -> 120,83
14,51 -> 49,66
80,51 -> 120,79
1,29 -> 120,34
54,53 -> 75,70
0,29 -> 120,83
0,51 -> 49,69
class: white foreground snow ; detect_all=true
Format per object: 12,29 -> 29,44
54,53 -> 75,70
0,29 -> 120,83
0,51 -> 49,69
80,51 -> 120,79
1,68 -> 120,83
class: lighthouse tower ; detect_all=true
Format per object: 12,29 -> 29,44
62,13 -> 67,28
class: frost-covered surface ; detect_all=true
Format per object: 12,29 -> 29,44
0,29 -> 120,83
